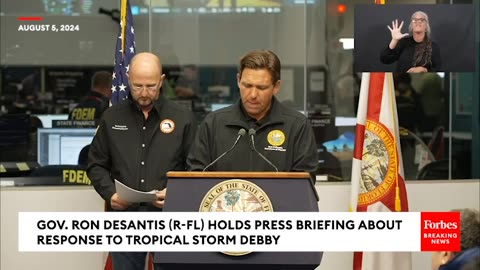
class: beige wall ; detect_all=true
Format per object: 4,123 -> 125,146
0,186 -> 105,270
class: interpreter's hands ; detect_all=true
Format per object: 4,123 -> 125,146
406,66 -> 428,73
152,188 -> 167,209
110,193 -> 130,210
388,20 -> 409,41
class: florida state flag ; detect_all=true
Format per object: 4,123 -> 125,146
350,73 -> 411,270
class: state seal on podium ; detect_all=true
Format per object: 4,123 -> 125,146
199,179 -> 273,256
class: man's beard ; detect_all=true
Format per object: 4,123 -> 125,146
135,97 -> 155,109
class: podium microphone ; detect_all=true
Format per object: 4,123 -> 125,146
203,128 -> 247,172
248,128 -> 279,172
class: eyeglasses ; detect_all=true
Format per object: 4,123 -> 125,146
412,18 -> 426,23
131,85 -> 158,92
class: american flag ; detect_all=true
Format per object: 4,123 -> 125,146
111,0 -> 136,105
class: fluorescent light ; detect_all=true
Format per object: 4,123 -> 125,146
339,38 -> 354,50
335,117 -> 356,126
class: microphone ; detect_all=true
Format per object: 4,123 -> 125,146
203,128 -> 246,172
248,128 -> 279,172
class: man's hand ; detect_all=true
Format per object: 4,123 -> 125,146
406,66 -> 428,73
152,188 -> 167,208
110,193 -> 130,210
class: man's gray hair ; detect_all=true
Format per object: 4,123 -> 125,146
452,208 -> 480,251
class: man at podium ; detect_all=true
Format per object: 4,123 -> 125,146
177,49 -> 320,270
187,49 -> 318,180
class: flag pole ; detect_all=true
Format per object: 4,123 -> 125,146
376,0 -> 403,213
375,0 -> 401,211
386,73 -> 402,211
120,0 -> 128,57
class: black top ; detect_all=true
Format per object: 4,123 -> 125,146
68,91 -> 109,120
380,37 -> 442,72
187,97 -> 318,181
87,95 -> 197,211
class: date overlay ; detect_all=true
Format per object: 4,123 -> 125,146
18,24 -> 80,32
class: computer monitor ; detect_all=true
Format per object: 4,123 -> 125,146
211,103 -> 232,111
37,128 -> 95,166
309,115 -> 357,180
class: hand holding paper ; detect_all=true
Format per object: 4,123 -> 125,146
114,179 -> 158,203
110,193 -> 130,210
152,188 -> 167,209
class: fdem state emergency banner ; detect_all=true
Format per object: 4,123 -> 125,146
18,212 -> 460,252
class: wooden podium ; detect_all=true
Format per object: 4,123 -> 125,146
153,171 -> 322,270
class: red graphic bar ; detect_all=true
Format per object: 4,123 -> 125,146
420,212 -> 461,252
18,17 -> 43,21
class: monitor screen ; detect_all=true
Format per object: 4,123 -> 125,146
211,103 -> 232,111
309,115 -> 357,180
37,128 -> 95,166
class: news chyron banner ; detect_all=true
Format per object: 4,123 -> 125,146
19,212 -> 461,252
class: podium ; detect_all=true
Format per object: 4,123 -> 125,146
154,171 -> 322,270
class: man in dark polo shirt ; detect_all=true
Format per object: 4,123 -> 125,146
187,50 -> 318,180
69,71 -> 112,121
87,52 -> 197,270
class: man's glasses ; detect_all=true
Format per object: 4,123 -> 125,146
412,18 -> 426,23
131,85 -> 158,92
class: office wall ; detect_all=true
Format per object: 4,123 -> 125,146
337,0 -> 437,39
473,0 -> 480,179
2,180 -> 479,270
0,5 -> 326,66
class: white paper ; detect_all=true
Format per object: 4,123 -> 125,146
114,179 -> 157,203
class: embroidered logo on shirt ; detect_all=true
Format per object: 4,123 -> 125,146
267,130 -> 285,146
160,119 -> 175,134
112,125 -> 128,131
265,130 -> 286,152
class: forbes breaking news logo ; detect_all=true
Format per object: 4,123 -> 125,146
421,212 -> 461,252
